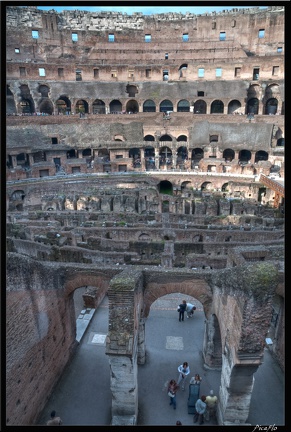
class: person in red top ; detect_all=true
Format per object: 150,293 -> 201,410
167,379 -> 179,410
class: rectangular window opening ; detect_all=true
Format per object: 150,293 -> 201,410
51,137 -> 58,144
94,68 -> 99,78
253,68 -> 260,80
235,67 -> 241,77
76,69 -> 82,81
146,68 -> 151,78
32,30 -> 39,39
216,67 -> 222,78
19,67 -> 26,76
210,135 -> 219,143
58,68 -> 64,77
258,29 -> 265,38
15,48 -> 20,54
197,91 -> 204,97
108,33 -> 115,42
198,68 -> 204,78
182,33 -> 189,42
72,33 -> 78,42
145,34 -> 151,42
165,53 -> 168,59
39,68 -> 46,77
277,47 -> 282,53
272,66 -> 279,76
219,32 -> 226,41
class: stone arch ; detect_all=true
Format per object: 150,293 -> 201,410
143,99 -> 156,112
143,278 -> 212,317
194,99 -> 207,114
160,99 -> 173,112
92,99 -> 106,114
211,100 -> 224,114
56,95 -> 71,114
126,99 -> 139,113
63,270 -> 114,301
228,99 -> 242,114
177,99 -> 190,112
109,99 -> 122,113
39,99 -> 54,115
75,99 -> 89,114
264,97 -> 278,115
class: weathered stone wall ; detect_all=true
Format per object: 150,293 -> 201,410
6,253 -> 77,426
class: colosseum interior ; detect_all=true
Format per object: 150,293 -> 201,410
5,4 -> 284,426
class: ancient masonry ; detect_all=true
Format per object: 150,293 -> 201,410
6,5 -> 284,426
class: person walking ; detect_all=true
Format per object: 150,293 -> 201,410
194,395 -> 207,425
46,410 -> 62,425
177,300 -> 187,321
205,389 -> 218,421
186,302 -> 196,318
167,379 -> 179,410
177,361 -> 190,390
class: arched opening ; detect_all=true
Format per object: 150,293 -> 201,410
194,100 -> 206,114
144,135 -> 155,142
19,84 -> 35,114
255,151 -> 268,163
126,84 -> 138,97
178,64 -> 188,77
159,180 -> 173,195
159,146 -> 172,168
39,99 -> 54,115
247,98 -> 259,115
20,99 -> 33,114
110,100 -> 122,114
210,100 -> 224,114
223,149 -> 235,162
92,99 -> 106,114
143,100 -> 156,112
177,135 -> 187,142
239,150 -> 251,164
126,100 -> 139,114
56,96 -> 71,114
265,98 -> 278,115
177,99 -> 190,112
228,99 -> 242,114
201,182 -> 214,192
160,135 -> 172,142
76,99 -> 89,114
160,100 -> 173,113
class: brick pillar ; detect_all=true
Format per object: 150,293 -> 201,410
106,269 -> 144,425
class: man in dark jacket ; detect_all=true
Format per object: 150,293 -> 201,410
178,300 -> 187,321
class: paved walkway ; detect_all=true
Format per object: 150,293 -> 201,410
36,293 -> 284,426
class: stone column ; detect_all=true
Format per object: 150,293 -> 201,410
217,359 -> 259,425
106,269 -> 144,425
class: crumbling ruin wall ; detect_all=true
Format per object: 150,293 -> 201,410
6,253 -> 77,426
